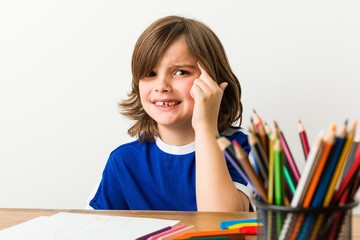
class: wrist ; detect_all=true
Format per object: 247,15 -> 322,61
194,124 -> 218,139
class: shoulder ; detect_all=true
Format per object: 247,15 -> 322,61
108,139 -> 156,161
221,127 -> 250,153
222,127 -> 248,139
111,139 -> 153,153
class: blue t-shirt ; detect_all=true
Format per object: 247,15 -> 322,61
90,129 -> 252,211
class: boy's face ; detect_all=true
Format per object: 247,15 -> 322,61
139,37 -> 200,137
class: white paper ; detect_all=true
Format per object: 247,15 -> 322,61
0,212 -> 179,240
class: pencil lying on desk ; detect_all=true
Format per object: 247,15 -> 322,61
172,228 -> 246,239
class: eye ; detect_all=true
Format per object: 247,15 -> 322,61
146,70 -> 156,77
174,70 -> 188,76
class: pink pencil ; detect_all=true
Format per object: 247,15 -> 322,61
275,121 -> 300,185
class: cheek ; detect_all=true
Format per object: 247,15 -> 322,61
139,82 -> 148,99
181,79 -> 195,99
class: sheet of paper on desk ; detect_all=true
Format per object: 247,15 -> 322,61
0,212 -> 180,240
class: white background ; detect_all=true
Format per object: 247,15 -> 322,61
0,0 -> 359,213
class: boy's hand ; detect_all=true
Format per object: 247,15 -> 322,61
190,63 -> 228,134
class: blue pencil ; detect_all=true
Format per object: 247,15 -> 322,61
217,137 -> 251,185
310,134 -> 346,207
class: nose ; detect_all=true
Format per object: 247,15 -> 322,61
155,75 -> 172,93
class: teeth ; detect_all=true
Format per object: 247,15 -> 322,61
155,102 -> 177,106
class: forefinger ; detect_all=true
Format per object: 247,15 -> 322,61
197,62 -> 213,83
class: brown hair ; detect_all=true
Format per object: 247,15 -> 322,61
119,15 -> 243,142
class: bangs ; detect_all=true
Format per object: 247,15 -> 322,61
132,19 -> 187,80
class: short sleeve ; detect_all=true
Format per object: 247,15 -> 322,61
89,153 -> 129,210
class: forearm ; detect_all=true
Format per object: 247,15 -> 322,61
195,127 -> 249,211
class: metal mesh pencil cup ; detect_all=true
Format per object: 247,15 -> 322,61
252,197 -> 359,240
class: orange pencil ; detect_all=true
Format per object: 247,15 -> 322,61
172,228 -> 243,239
302,124 -> 336,208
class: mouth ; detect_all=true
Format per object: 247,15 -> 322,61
152,99 -> 181,107
152,100 -> 180,107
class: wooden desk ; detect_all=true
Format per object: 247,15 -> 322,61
1,208 -> 359,239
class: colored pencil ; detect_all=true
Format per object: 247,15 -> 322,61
253,109 -> 269,155
172,228 -> 244,239
311,121 -> 347,207
348,170 -> 360,202
274,121 -> 300,186
216,137 -> 251,185
302,124 -> 336,208
248,131 -> 269,187
339,135 -> 359,184
283,166 -> 296,196
291,132 -> 324,207
148,225 -> 186,240
274,139 -> 284,206
267,130 -> 276,204
298,120 -> 310,160
232,140 -> 268,202
157,225 -> 195,240
323,120 -> 356,207
136,226 -> 172,240
332,143 -> 360,204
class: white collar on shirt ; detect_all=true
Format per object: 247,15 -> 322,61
155,137 -> 195,155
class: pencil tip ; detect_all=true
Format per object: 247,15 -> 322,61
330,123 -> 336,132
273,120 -> 279,127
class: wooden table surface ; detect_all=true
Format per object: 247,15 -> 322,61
0,208 -> 359,239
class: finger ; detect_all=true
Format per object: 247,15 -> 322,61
197,62 -> 212,82
219,82 -> 228,92
190,81 -> 204,100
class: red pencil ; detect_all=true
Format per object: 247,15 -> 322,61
332,141 -> 360,204
298,120 -> 310,160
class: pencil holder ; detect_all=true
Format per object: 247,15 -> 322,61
252,198 -> 359,240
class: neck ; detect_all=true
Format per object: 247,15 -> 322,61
158,125 -> 195,146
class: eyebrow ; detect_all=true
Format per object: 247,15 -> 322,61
172,64 -> 197,69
